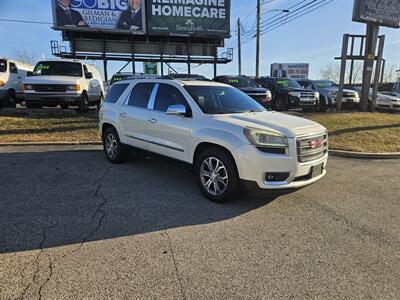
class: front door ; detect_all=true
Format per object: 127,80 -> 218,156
146,83 -> 192,162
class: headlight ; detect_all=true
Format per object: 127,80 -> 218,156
315,92 -> 320,98
288,91 -> 299,97
328,91 -> 337,98
23,84 -> 33,90
0,80 -> 4,87
244,127 -> 289,154
67,84 -> 80,91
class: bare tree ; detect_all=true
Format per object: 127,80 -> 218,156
13,48 -> 38,65
320,63 -> 340,82
382,63 -> 400,83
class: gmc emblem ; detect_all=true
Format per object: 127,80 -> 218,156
310,139 -> 323,149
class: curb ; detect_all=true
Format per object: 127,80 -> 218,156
329,149 -> 400,159
0,141 -> 101,147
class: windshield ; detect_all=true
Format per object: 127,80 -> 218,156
32,61 -> 83,77
184,85 -> 266,114
313,80 -> 337,88
222,77 -> 259,88
275,79 -> 302,89
0,59 -> 7,73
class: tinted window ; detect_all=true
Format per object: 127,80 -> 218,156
297,80 -> 313,90
258,78 -> 273,88
217,77 -> 258,88
9,63 -> 18,74
184,85 -> 266,114
104,83 -> 128,103
32,61 -> 83,77
0,60 -> 7,73
275,79 -> 302,89
128,83 -> 154,108
154,84 -> 188,112
312,80 -> 337,88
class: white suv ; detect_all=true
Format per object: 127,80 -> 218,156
100,79 -> 328,202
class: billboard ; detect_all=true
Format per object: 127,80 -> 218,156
146,0 -> 230,37
353,0 -> 400,29
52,0 -> 146,34
270,63 -> 309,79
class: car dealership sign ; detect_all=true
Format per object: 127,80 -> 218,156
270,63 -> 309,79
353,0 -> 400,28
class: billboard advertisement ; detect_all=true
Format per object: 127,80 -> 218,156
270,63 -> 309,79
353,0 -> 400,29
52,0 -> 146,34
146,0 -> 230,37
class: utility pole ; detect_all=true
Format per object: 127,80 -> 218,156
237,18 -> 241,75
255,0 -> 261,78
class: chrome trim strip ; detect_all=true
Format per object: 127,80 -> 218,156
125,134 -> 184,152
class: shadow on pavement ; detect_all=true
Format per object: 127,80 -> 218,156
0,150 -> 282,254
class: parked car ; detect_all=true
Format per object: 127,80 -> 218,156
99,79 -> 328,202
297,79 -> 359,110
392,79 -> 400,98
349,85 -> 400,112
164,73 -> 211,81
213,75 -> 272,108
256,77 -> 319,111
23,59 -> 104,111
0,58 -> 33,109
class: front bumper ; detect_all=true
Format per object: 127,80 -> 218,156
330,97 -> 360,106
23,92 -> 81,105
233,139 -> 328,190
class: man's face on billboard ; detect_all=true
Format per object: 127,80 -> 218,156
278,64 -> 283,69
58,0 -> 70,7
128,0 -> 141,10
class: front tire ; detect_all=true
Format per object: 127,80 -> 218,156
195,147 -> 240,202
102,127 -> 124,163
78,93 -> 89,112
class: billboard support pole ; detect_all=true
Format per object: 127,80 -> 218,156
255,0 -> 261,78
102,37 -> 108,81
337,34 -> 349,112
360,22 -> 379,112
160,40 -> 164,76
371,35 -> 385,113
213,44 -> 217,78
349,36 -> 355,84
131,41 -> 136,74
237,18 -> 241,76
187,41 -> 191,74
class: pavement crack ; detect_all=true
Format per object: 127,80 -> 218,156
162,231 -> 186,300
18,222 -> 57,300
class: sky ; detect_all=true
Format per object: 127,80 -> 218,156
0,0 -> 399,80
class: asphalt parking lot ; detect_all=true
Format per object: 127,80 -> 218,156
0,149 -> 399,299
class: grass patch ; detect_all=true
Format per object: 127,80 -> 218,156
0,108 -> 100,144
1,108 -> 399,153
302,112 -> 400,153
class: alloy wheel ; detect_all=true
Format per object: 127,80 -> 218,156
105,132 -> 118,159
200,157 -> 229,196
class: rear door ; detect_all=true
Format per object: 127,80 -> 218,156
146,83 -> 192,162
118,82 -> 156,150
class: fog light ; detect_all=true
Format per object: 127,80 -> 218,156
265,172 -> 289,182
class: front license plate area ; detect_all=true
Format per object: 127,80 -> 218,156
311,163 -> 324,178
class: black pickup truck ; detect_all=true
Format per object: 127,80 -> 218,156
256,77 -> 319,111
213,75 -> 272,108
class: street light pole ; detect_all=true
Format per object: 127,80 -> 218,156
255,0 -> 261,78
237,18 -> 242,75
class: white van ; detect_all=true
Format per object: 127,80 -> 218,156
23,59 -> 104,111
0,58 -> 33,109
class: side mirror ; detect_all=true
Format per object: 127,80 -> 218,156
85,72 -> 93,79
166,104 -> 187,116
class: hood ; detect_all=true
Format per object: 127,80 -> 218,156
23,75 -> 80,85
318,87 -> 355,93
239,87 -> 267,93
214,111 -> 326,138
379,94 -> 400,101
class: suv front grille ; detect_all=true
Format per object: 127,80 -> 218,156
34,85 -> 67,93
297,133 -> 328,163
299,92 -> 316,100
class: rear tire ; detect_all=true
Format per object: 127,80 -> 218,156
102,127 -> 124,164
6,91 -> 17,108
195,147 -> 240,202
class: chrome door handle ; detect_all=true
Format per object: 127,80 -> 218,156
120,112 -> 127,117
148,118 -> 157,124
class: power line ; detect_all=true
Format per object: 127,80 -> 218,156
0,18 -> 52,25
